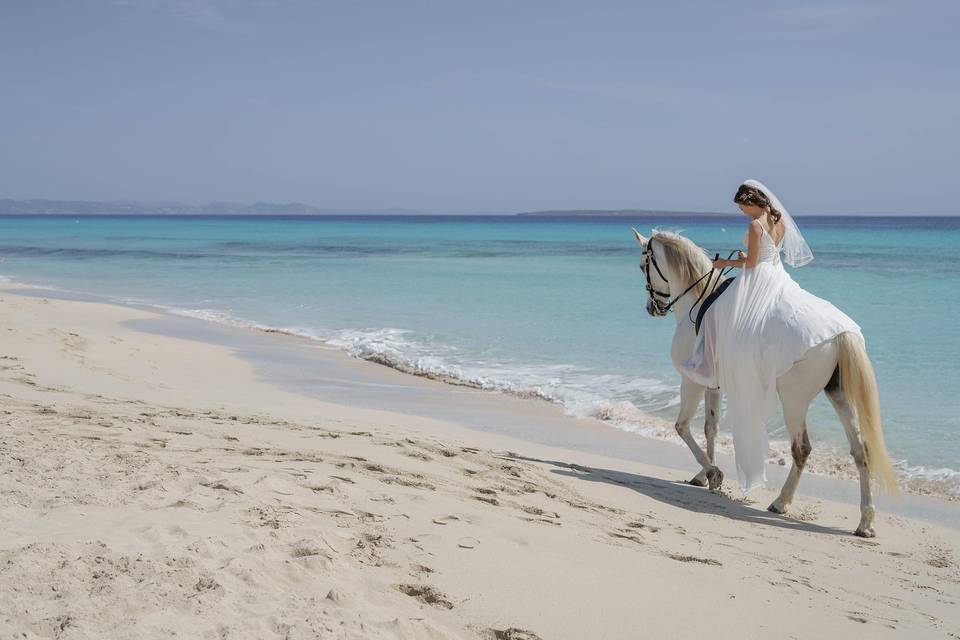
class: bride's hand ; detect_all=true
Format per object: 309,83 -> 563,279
712,258 -> 726,269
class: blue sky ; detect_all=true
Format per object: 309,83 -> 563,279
1,1 -> 957,214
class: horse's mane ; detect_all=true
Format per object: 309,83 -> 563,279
651,230 -> 715,298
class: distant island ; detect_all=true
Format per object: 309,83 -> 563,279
0,199 -> 425,216
516,208 -> 727,217
0,199 -> 738,216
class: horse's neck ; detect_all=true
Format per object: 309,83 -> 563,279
668,289 -> 698,368
669,286 -> 699,327
666,261 -> 716,327
671,289 -> 694,324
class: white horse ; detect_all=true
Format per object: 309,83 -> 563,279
633,229 -> 897,537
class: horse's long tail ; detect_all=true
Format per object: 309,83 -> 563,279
837,331 -> 899,493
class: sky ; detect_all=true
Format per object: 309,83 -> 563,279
1,1 -> 958,214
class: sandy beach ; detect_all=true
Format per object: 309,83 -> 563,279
1,289 -> 958,640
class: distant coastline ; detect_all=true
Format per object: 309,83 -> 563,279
0,199 -> 424,216
0,199 -> 723,217
0,198 -> 955,217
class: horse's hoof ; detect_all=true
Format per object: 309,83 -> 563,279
767,502 -> 787,515
688,475 -> 708,487
854,526 -> 876,539
706,467 -> 724,491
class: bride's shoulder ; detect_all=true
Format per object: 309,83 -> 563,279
741,219 -> 763,246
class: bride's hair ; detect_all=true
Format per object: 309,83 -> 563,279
734,184 -> 782,224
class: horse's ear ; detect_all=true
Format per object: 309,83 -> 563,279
632,228 -> 648,247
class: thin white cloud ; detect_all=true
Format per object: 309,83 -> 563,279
762,2 -> 897,34
109,0 -> 287,29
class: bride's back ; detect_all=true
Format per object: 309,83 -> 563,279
743,221 -> 785,266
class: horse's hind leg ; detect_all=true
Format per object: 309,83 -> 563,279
768,396 -> 813,515
824,370 -> 876,537
769,347 -> 833,514
677,377 -> 723,489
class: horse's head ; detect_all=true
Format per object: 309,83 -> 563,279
632,228 -> 713,318
633,228 -> 668,317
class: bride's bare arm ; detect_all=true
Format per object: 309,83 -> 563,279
713,220 -> 762,270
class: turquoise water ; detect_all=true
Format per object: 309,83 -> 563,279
0,214 -> 956,493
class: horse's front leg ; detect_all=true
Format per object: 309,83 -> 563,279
704,387 -> 720,465
677,377 -> 723,490
690,387 -> 721,487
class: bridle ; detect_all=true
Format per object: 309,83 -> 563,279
642,238 -> 739,320
642,239 -> 676,316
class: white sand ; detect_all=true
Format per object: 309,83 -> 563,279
1,291 -> 957,639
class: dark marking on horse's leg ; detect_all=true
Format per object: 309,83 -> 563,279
768,428 -> 811,514
791,429 -> 812,470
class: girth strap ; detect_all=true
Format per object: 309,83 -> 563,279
695,276 -> 736,335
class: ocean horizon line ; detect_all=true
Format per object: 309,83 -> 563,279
1,211 -> 958,219
1,198 -> 957,218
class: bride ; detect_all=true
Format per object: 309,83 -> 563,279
683,180 -> 862,491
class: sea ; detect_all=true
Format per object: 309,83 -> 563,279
0,213 -> 956,496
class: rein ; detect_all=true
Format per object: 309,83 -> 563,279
643,238 -> 739,320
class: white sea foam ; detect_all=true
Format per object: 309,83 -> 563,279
316,325 -> 960,499
160,306 -> 241,325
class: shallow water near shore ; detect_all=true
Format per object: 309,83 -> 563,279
0,213 -> 957,497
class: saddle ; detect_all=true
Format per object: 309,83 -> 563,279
695,277 -> 736,335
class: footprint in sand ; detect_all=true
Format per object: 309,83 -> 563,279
457,537 -> 479,549
926,546 -> 955,568
432,515 -> 460,525
667,553 -> 722,566
396,584 -> 454,609
487,628 -> 544,640
609,530 -> 644,545
520,505 -> 558,518
290,543 -> 328,559
625,519 -> 659,533
199,480 -> 243,494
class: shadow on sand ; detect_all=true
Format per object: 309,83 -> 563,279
506,453 -> 850,536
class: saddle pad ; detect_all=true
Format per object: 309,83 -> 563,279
695,277 -> 736,335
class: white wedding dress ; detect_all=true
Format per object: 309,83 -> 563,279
683,223 -> 862,491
